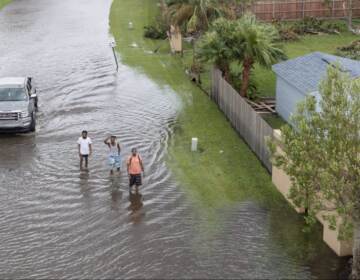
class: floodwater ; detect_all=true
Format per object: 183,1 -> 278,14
0,0 -> 345,278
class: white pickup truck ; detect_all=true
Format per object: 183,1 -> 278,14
0,77 -> 38,132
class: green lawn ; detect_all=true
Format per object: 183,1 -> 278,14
109,0 -> 282,210
255,32 -> 359,97
0,0 -> 11,10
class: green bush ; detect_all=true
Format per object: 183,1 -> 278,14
320,21 -> 346,33
337,40 -> 360,59
274,18 -> 345,39
293,17 -> 323,34
143,21 -> 168,40
272,20 -> 299,41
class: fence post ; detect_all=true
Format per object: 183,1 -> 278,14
272,0 -> 276,19
332,0 -> 335,17
302,0 -> 306,18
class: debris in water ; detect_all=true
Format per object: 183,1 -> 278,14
191,138 -> 198,152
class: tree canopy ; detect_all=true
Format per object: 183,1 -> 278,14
197,14 -> 285,97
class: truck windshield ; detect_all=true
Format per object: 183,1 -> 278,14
0,88 -> 27,101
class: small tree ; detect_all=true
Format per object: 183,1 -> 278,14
197,18 -> 237,80
236,14 -> 286,97
165,0 -> 230,34
269,66 -> 360,279
197,15 -> 286,98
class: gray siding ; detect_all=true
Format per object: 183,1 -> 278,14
275,76 -> 305,123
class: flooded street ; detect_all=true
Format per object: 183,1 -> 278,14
0,0 -> 346,278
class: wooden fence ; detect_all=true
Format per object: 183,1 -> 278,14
211,69 -> 273,173
242,0 -> 360,21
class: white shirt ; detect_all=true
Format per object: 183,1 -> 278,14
77,137 -> 92,155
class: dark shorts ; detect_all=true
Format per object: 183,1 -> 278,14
129,174 -> 142,187
80,154 -> 89,160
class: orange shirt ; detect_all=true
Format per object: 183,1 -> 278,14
127,155 -> 142,175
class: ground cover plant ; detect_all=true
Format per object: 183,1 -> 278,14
337,39 -> 360,59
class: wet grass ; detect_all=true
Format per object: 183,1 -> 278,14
109,0 -> 281,210
109,0 -> 348,271
0,0 -> 11,11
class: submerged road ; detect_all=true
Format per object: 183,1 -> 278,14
0,0 -> 345,278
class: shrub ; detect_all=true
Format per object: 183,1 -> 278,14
273,18 -> 347,40
337,40 -> 360,59
293,17 -> 323,34
273,20 -> 299,41
320,21 -> 345,33
144,24 -> 168,40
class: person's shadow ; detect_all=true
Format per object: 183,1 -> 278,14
127,189 -> 145,224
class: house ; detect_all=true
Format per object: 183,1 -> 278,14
272,52 -> 360,124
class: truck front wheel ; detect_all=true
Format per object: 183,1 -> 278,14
35,97 -> 38,111
29,114 -> 36,132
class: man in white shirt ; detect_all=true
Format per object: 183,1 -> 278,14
77,130 -> 92,170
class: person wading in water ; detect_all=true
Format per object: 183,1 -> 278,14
104,135 -> 121,175
77,130 -> 92,171
127,148 -> 144,191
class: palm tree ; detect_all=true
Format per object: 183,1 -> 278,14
236,14 -> 286,97
197,18 -> 237,80
165,0 -> 233,34
197,15 -> 286,98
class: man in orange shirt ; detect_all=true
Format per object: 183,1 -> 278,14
127,148 -> 144,190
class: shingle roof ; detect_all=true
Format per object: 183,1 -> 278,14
272,52 -> 360,94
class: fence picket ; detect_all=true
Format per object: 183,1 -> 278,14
211,68 -> 273,172
247,0 -> 360,20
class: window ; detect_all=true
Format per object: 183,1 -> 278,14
0,88 -> 28,101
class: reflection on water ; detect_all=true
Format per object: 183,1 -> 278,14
110,176 -> 123,211
0,0 -> 346,278
79,171 -> 91,198
128,189 -> 145,224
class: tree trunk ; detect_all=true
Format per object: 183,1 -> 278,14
352,223 -> 360,279
218,63 -> 230,82
240,58 -> 253,98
